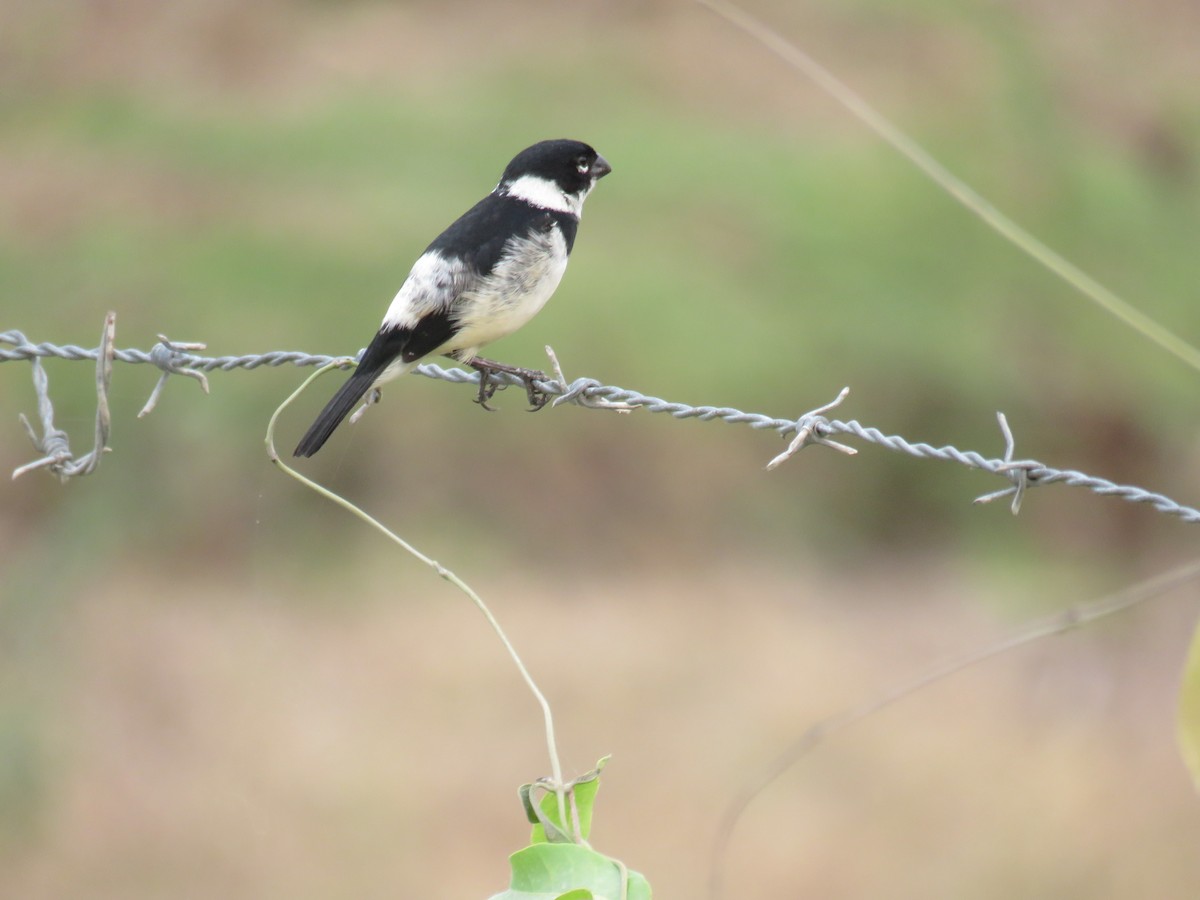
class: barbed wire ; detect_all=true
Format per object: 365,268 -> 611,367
3,315 -> 1200,524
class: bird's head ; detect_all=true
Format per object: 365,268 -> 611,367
497,139 -> 611,216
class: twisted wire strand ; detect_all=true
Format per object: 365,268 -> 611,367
4,327 -> 1200,523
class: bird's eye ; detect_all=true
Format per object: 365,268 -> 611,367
575,156 -> 590,174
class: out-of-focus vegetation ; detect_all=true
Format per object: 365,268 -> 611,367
2,1 -> 1199,897
3,1 -> 1199,564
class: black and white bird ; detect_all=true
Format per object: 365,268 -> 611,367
293,139 -> 611,458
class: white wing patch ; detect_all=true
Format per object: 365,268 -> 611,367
381,251 -> 468,331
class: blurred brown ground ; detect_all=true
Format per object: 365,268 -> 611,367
5,565 -> 1199,898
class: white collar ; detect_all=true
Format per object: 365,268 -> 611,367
500,174 -> 587,217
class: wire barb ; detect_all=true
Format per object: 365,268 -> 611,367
766,386 -> 857,470
973,412 -> 1039,514
545,345 -> 635,412
139,334 -> 211,417
348,386 -> 382,426
11,312 -> 116,481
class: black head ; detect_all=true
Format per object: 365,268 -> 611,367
499,139 -> 612,200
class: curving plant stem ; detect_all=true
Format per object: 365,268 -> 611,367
264,363 -> 568,812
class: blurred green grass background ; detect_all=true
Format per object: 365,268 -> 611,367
2,1 -> 1200,897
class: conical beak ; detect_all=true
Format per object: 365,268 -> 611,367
592,155 -> 612,179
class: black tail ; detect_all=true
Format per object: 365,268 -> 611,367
293,367 -> 381,457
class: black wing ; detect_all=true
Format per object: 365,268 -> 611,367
429,195 -> 579,273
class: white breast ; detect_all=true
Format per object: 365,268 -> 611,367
448,226 -> 569,360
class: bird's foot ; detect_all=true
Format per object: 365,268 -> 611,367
467,358 -> 551,411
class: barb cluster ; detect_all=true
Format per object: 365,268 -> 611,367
3,316 -> 1199,525
7,315 -> 116,481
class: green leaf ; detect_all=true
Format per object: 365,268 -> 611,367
493,759 -> 651,899
487,843 -> 652,900
528,756 -> 610,844
531,780 -> 597,845
1178,619 -> 1200,792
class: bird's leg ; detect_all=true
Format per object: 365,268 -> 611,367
466,357 -> 551,411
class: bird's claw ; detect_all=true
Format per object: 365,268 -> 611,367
468,359 -> 550,411
521,372 -> 552,411
475,376 -> 500,411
